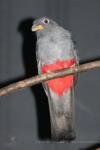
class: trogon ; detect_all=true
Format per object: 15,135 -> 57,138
31,17 -> 79,141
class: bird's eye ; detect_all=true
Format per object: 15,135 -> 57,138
43,18 -> 49,24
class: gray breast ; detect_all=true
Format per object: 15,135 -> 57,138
36,28 -> 75,64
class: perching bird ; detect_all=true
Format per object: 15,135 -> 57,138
32,17 -> 79,141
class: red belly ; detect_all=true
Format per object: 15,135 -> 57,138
41,59 -> 75,96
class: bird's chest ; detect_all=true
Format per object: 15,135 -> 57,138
37,37 -> 73,64
36,37 -> 76,96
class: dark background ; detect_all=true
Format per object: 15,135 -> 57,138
0,0 -> 100,149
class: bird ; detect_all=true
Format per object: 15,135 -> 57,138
31,17 -> 79,141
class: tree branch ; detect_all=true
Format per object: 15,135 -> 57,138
0,60 -> 100,97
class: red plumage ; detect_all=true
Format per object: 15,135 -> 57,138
41,59 -> 75,96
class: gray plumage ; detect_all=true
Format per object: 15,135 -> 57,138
32,17 -> 79,141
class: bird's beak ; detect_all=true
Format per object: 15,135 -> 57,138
31,24 -> 44,32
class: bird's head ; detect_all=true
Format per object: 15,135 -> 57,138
31,17 -> 58,32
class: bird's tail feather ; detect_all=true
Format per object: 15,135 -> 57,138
48,88 -> 76,141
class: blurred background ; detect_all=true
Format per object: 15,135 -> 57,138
0,0 -> 100,149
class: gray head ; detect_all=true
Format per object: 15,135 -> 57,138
31,17 -> 59,36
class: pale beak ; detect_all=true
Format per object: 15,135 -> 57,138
31,24 -> 44,32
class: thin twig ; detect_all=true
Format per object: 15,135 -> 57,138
0,60 -> 100,97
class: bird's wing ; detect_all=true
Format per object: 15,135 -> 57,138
73,39 -> 79,65
36,55 -> 49,96
72,40 -> 79,86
